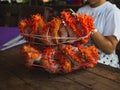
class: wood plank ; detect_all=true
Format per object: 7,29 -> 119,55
0,46 -> 89,90
0,46 -> 120,90
0,63 -> 88,90
64,69 -> 120,90
0,64 -> 34,90
87,64 -> 120,83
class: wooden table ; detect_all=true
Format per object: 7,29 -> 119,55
0,45 -> 120,90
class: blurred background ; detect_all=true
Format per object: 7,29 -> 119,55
0,0 -> 120,27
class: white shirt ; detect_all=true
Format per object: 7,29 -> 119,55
77,1 -> 120,69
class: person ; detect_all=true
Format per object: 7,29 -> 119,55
76,0 -> 120,69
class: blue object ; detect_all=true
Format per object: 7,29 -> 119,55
66,0 -> 72,3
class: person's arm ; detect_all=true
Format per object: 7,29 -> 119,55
91,31 -> 119,54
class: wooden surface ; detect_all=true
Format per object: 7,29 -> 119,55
0,45 -> 120,90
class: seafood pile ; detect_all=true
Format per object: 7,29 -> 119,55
19,11 -> 99,73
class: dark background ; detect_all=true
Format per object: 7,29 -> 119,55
0,0 -> 120,27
